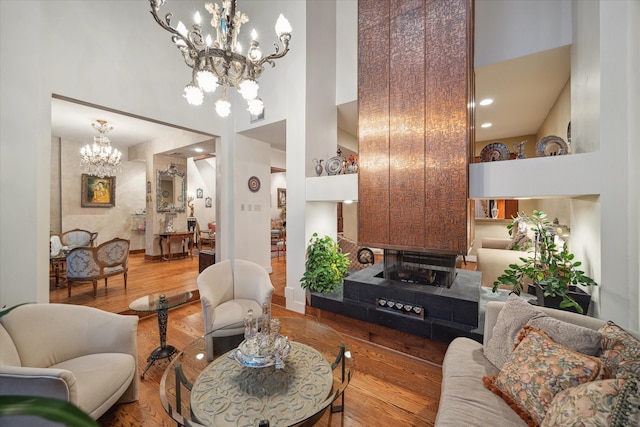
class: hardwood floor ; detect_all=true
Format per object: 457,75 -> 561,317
51,252 -> 446,426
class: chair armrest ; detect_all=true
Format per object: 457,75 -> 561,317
256,279 -> 275,307
0,366 -> 77,404
2,305 -> 138,369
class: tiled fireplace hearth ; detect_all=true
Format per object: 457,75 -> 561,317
310,262 -> 483,344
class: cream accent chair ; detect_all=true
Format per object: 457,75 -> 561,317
60,228 -> 98,248
66,237 -> 130,297
476,238 -> 530,290
197,259 -> 274,360
0,304 -> 138,425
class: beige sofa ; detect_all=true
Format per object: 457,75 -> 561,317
0,303 -> 139,425
435,300 -> 608,426
476,238 -> 530,289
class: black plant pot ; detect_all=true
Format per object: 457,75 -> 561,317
535,284 -> 591,314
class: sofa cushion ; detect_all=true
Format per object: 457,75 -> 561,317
53,352 -> 136,418
436,337 -> 527,426
540,376 -> 640,427
484,326 -> 601,426
484,294 -> 601,370
527,316 -> 601,356
598,321 -> 640,379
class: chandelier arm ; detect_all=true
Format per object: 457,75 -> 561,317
255,38 -> 291,68
149,2 -> 199,63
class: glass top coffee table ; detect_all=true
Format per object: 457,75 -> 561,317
129,290 -> 193,378
160,317 -> 353,427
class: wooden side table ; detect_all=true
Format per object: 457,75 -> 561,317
157,232 -> 193,261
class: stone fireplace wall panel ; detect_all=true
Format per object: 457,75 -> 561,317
358,0 -> 473,254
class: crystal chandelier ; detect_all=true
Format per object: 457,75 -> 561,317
80,120 -> 122,178
149,0 -> 292,117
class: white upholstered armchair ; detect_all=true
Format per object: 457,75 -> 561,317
0,304 -> 138,425
197,259 -> 274,359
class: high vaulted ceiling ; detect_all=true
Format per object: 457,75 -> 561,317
51,45 -> 570,157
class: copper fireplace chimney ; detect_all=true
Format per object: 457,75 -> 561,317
357,0 -> 475,256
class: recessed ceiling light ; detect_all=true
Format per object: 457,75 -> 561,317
479,98 -> 493,106
194,147 -> 204,153
344,200 -> 353,204
481,122 -> 492,128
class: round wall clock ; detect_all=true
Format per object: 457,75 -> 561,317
248,176 -> 261,192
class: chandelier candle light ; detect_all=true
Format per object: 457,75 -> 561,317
149,0 -> 292,117
80,119 -> 122,178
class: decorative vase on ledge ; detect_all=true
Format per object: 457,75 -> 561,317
313,159 -> 323,176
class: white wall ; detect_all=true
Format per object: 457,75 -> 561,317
336,0 -> 358,105
475,0 -> 572,67
233,135 -> 272,272
188,157 -> 217,228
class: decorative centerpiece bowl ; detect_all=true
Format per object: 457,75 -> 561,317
230,334 -> 291,368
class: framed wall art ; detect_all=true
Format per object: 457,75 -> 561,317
205,196 -> 212,208
196,188 -> 203,198
81,174 -> 116,208
277,188 -> 286,208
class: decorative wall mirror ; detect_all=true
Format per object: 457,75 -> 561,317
156,164 -> 186,212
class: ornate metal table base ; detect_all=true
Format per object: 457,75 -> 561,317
141,305 -> 173,379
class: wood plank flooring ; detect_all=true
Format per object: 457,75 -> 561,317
50,252 -> 447,426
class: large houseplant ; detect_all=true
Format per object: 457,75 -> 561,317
493,210 -> 597,314
300,233 -> 350,293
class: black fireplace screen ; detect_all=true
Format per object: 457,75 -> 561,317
383,250 -> 457,288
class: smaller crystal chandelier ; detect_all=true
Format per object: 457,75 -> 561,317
80,120 -> 122,178
149,0 -> 292,117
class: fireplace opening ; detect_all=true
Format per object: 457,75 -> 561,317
382,250 -> 457,288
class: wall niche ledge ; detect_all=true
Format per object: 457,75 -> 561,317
469,152 -> 601,200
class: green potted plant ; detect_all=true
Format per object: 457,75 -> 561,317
0,304 -> 98,427
493,210 -> 597,314
300,233 -> 350,293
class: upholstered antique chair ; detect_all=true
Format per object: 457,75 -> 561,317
60,228 -> 98,248
197,259 -> 274,359
196,221 -> 215,250
66,237 -> 130,297
0,303 -> 138,425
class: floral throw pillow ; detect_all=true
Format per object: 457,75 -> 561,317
541,376 -> 640,427
484,326 -> 601,427
599,321 -> 640,379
